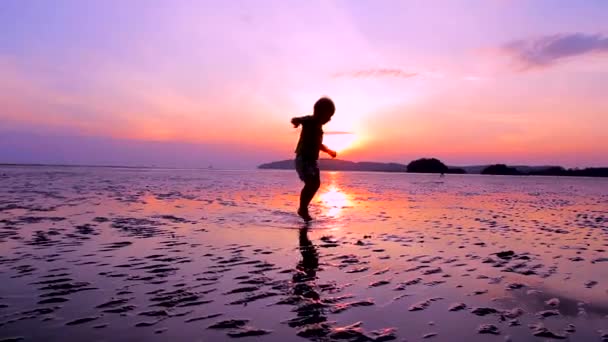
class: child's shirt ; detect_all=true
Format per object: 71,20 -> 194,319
294,116 -> 323,160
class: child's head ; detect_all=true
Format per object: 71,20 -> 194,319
313,97 -> 335,124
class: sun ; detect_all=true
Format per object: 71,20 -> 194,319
323,133 -> 357,153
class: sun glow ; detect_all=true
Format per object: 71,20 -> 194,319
323,133 -> 357,153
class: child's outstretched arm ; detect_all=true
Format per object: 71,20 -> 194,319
291,116 -> 304,128
291,115 -> 314,128
321,144 -> 337,158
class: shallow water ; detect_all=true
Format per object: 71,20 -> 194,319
0,166 -> 607,341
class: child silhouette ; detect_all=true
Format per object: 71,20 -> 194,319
291,97 -> 337,221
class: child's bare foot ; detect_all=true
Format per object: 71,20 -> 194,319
297,208 -> 313,222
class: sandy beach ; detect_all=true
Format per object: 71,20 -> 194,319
0,166 -> 607,341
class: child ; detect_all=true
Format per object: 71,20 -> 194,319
291,97 -> 337,221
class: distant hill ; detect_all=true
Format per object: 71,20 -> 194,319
258,159 -> 407,172
259,159 -> 608,177
481,164 -> 521,175
407,158 -> 447,174
407,158 -> 465,174
260,159 -> 558,174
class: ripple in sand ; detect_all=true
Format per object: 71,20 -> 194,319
321,294 -> 356,304
328,322 -> 369,340
471,307 -> 499,316
227,327 -> 272,338
545,298 -> 560,307
529,322 -> 567,339
149,289 -> 210,308
448,303 -> 467,312
536,310 -> 560,319
495,251 -> 515,259
313,321 -> 397,342
502,308 -> 524,319
33,277 -> 72,285
237,276 -> 271,285
185,313 -> 223,323
286,314 -> 328,328
96,298 -> 132,309
372,268 -> 390,276
110,217 -> 165,238
224,286 -> 260,294
393,277 -> 422,291
478,324 -> 500,335
471,289 -> 488,296
65,316 -> 99,326
139,309 -> 169,317
0,337 -> 25,342
585,280 -> 598,288
369,280 -> 391,288
20,307 -> 56,317
332,299 -> 375,314
38,297 -> 69,304
39,281 -> 98,297
103,305 -> 137,314
208,319 -> 249,329
422,267 -> 443,275
135,320 -> 162,327
345,267 -> 369,274
506,282 -> 526,290
409,298 -> 443,312
296,322 -> 333,338
228,292 -> 278,305
404,265 -> 429,272
100,241 -> 132,252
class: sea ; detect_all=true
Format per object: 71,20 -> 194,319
0,165 -> 607,341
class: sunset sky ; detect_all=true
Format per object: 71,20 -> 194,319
1,0 -> 607,168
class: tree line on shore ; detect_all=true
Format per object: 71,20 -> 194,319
408,158 -> 608,177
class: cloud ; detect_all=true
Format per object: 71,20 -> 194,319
332,68 -> 418,79
501,32 -> 608,70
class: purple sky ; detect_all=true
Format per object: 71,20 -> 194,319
1,0 -> 608,168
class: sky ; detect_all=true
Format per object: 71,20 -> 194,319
1,0 -> 607,168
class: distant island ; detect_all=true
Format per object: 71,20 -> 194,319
405,158 -> 465,174
259,159 -> 408,172
481,164 -> 521,176
258,158 -> 608,178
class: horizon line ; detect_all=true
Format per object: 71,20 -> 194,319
2,158 -> 607,171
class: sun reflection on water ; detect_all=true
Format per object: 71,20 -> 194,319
318,172 -> 351,218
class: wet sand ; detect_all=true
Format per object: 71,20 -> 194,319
0,166 -> 607,341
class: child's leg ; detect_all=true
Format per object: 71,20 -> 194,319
299,175 -> 320,213
295,157 -> 320,221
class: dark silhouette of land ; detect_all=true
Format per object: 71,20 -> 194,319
406,158 -> 465,174
258,158 -> 608,178
528,166 -> 608,177
481,164 -> 522,175
259,159 -> 408,172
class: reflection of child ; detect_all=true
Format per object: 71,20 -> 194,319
291,98 -> 337,221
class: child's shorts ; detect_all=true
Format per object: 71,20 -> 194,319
295,156 -> 319,182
